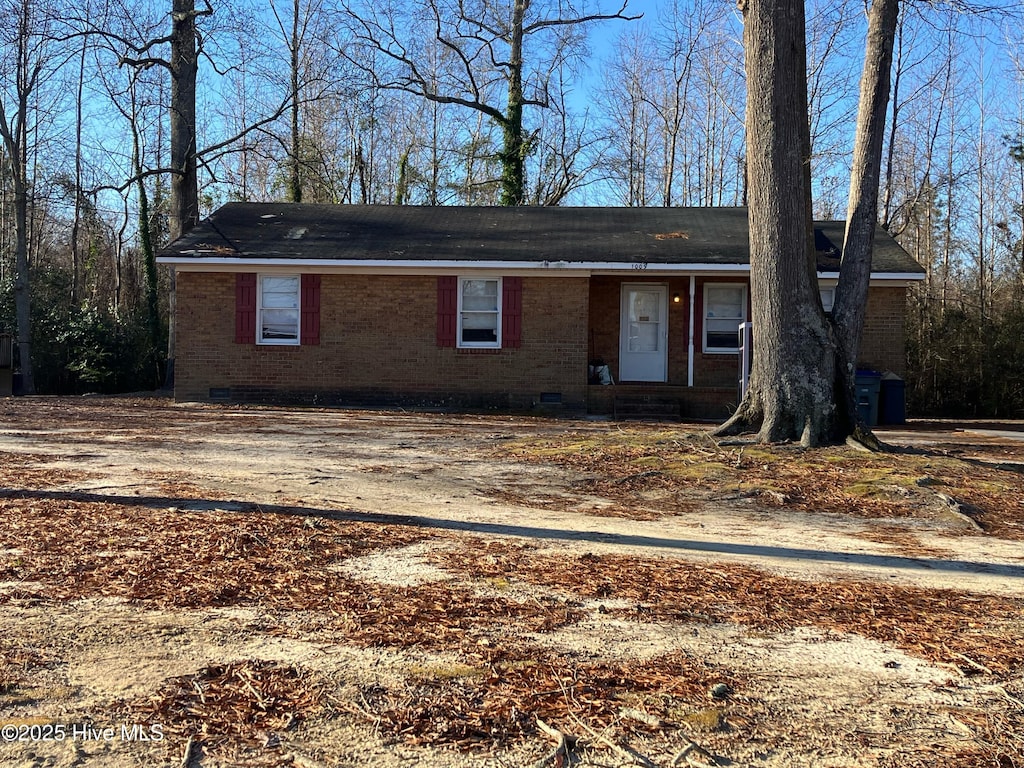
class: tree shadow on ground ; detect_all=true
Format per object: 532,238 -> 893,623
5,487 -> 1023,581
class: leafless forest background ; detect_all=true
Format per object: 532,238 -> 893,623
1,0 -> 1023,415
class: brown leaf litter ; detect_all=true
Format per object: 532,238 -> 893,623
435,540 -> 1024,677
491,427 -> 1024,537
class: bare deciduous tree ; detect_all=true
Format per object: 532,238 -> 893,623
341,0 -> 637,206
715,0 -> 838,445
831,0 -> 900,439
0,0 -> 73,394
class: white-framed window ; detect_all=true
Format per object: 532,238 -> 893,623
458,277 -> 501,348
703,283 -> 746,353
258,274 -> 300,344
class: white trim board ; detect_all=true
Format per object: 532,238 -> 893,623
159,256 -> 924,283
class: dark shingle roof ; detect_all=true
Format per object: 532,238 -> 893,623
158,203 -> 924,275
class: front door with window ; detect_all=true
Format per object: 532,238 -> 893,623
619,284 -> 668,382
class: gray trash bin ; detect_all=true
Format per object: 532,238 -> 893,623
855,370 -> 882,426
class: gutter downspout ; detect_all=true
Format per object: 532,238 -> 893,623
687,275 -> 696,387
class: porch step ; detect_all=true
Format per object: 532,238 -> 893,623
613,395 -> 682,421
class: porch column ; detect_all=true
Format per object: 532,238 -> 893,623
687,275 -> 696,387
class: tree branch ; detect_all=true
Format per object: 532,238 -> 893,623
119,55 -> 169,70
523,3 -> 641,35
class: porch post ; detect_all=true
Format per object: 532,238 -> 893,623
687,275 -> 696,387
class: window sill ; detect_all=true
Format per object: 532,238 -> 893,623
456,347 -> 502,355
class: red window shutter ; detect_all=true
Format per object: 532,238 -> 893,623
502,276 -> 522,348
301,274 -> 321,346
235,273 -> 257,344
437,276 -> 457,347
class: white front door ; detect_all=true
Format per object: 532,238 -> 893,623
619,284 -> 668,382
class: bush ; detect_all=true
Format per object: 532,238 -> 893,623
1,263 -> 164,395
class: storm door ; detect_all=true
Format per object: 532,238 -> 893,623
619,283 -> 668,382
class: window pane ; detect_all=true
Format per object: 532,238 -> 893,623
462,280 -> 499,311
461,311 -> 498,343
262,308 -> 299,339
705,285 -> 744,351
462,312 -> 498,329
707,318 -> 741,349
706,286 -> 743,319
262,276 -> 299,307
628,322 -> 660,353
459,279 -> 500,345
629,291 -> 661,324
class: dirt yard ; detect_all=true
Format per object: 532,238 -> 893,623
1,396 -> 1022,768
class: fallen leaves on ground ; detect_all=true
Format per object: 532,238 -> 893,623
0,493 -> 739,756
361,649 -> 739,749
0,493 -> 426,609
135,659 -> 322,766
435,540 -> 1024,677
0,494 -> 586,651
492,427 -> 1024,537
0,451 -> 93,489
4,403 -> 1024,767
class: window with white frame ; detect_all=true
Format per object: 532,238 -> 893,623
459,277 -> 501,347
704,283 -> 746,353
259,274 -> 300,344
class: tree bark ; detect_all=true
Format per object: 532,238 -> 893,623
130,93 -> 163,387
168,0 -> 200,242
715,0 -> 836,446
288,0 -> 302,203
499,0 -> 528,206
833,0 -> 899,403
12,180 -> 34,395
71,34 -> 86,306
1,0 -> 39,395
166,0 -> 209,386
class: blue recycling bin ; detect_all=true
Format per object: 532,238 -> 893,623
879,374 -> 906,425
855,370 -> 882,426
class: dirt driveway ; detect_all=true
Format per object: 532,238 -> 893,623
1,397 -> 1022,768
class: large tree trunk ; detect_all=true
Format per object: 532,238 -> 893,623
715,0 -> 836,446
499,0 -> 528,206
5,1 -> 37,395
833,0 -> 900,414
169,0 -> 200,242
288,0 -> 302,203
165,0 -> 205,387
12,181 -> 34,395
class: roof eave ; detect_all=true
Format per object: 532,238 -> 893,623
157,256 -> 926,281
156,256 -> 751,273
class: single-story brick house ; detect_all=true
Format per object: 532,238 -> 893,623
156,203 -> 925,418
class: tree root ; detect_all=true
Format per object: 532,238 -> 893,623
846,423 -> 889,452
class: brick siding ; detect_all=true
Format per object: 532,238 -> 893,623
176,272 -> 908,414
858,286 -> 908,376
175,272 -> 589,410
588,276 -> 746,389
